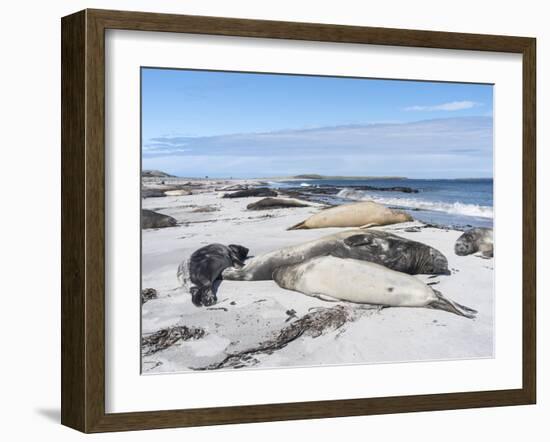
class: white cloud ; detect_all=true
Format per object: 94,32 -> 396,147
142,117 -> 493,178
404,101 -> 481,112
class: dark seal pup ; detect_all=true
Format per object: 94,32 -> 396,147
454,227 -> 493,257
186,244 -> 249,307
141,209 -> 177,229
223,229 -> 449,281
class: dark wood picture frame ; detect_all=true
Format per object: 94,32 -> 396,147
61,9 -> 536,433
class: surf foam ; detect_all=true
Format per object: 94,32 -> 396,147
337,188 -> 493,219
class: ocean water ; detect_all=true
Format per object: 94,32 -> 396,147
270,178 -> 494,229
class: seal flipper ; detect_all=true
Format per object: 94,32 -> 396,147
343,234 -> 374,248
428,290 -> 477,319
287,221 -> 307,230
343,235 -> 385,256
308,293 -> 341,302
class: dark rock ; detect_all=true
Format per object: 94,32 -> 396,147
141,288 -> 158,304
281,184 -> 419,197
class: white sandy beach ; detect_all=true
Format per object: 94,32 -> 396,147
141,179 -> 494,374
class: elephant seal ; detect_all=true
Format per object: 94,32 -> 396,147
223,188 -> 277,198
164,189 -> 192,196
141,209 -> 177,229
142,189 -> 168,199
455,227 -> 493,257
273,256 -> 476,318
247,197 -> 309,211
222,229 -> 449,281
182,243 -> 249,307
288,201 -> 412,230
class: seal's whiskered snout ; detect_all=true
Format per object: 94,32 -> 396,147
228,244 -> 249,262
454,228 -> 493,257
454,241 -> 472,256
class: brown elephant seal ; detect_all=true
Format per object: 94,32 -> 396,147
246,197 -> 309,210
454,227 -> 493,257
222,229 -> 449,281
179,244 -> 249,307
141,209 -> 177,229
288,201 -> 412,230
273,256 -> 476,318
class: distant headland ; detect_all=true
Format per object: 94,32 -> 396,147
142,170 -> 175,178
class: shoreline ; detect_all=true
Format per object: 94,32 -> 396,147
142,176 -> 493,229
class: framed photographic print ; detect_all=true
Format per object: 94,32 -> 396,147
61,9 -> 536,433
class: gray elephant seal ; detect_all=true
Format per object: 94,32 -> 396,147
223,188 -> 277,198
273,256 -> 476,318
247,197 -> 309,210
455,227 -> 493,257
222,229 -> 449,281
141,209 -> 177,229
183,244 -> 249,307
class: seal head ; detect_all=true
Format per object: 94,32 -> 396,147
454,228 -> 493,257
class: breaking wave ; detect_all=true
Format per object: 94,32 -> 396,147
337,188 -> 493,219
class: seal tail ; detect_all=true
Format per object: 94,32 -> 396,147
359,223 -> 379,229
428,290 -> 477,319
287,221 -> 307,230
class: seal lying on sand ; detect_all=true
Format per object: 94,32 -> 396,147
223,188 -> 277,198
164,189 -> 192,196
222,229 -> 449,281
142,189 -> 168,199
247,197 -> 309,211
455,227 -> 493,257
288,201 -> 412,230
141,209 -> 177,229
181,244 -> 249,306
273,256 -> 476,318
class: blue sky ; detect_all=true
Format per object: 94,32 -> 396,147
141,68 -> 493,178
